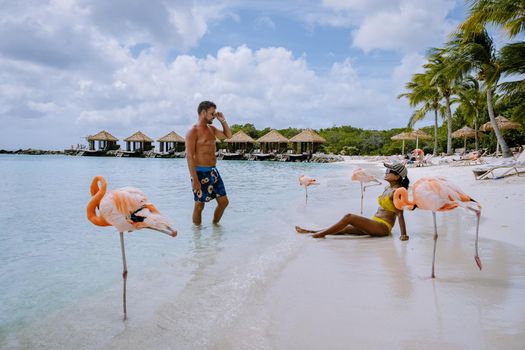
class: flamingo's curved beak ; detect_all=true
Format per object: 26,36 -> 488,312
148,226 -> 178,237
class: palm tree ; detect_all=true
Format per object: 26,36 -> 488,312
453,77 -> 484,150
445,30 -> 512,157
398,72 -> 442,155
499,42 -> 525,97
461,0 -> 525,38
425,49 -> 460,155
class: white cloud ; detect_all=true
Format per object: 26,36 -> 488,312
392,52 -> 426,92
352,0 -> 457,53
0,0 -> 459,149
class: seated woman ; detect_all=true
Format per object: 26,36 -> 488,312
296,162 -> 409,240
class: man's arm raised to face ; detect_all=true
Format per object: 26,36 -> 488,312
212,112 -> 232,139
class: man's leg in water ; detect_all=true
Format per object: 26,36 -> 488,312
213,196 -> 229,224
193,202 -> 205,225
310,213 -> 389,238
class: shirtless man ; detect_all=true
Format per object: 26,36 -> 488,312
186,101 -> 232,225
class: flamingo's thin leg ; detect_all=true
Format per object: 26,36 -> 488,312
474,212 -> 482,270
120,232 -> 128,320
431,212 -> 438,279
360,182 -> 364,215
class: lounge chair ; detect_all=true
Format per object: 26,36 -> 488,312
472,151 -> 525,180
450,150 -> 486,167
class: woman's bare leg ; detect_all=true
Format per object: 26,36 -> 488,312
312,213 -> 389,239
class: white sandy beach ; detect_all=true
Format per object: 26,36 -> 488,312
3,157 -> 525,350
224,159 -> 525,350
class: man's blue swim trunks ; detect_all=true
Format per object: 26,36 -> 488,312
192,166 -> 227,202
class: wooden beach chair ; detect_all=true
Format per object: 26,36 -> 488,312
472,151 -> 525,180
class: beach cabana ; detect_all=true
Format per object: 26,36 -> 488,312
289,129 -> 326,154
124,131 -> 154,152
452,126 -> 478,151
256,130 -> 289,154
157,131 -> 185,153
410,129 -> 432,149
225,130 -> 255,153
391,132 -> 416,155
87,130 -> 119,151
481,116 -> 521,156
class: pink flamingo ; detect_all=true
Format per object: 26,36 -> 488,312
87,175 -> 177,320
299,175 -> 319,203
393,177 -> 482,278
351,167 -> 381,215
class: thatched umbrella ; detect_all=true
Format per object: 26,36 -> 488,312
480,115 -> 521,132
87,130 -> 119,150
256,130 -> 289,153
124,131 -> 154,151
410,129 -> 432,149
157,131 -> 185,153
452,126 -> 478,150
481,116 -> 522,155
289,129 -> 326,154
225,130 -> 255,152
391,132 -> 416,154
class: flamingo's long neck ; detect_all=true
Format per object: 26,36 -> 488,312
87,176 -> 111,227
393,187 -> 415,210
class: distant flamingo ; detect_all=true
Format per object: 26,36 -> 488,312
351,167 -> 381,215
87,175 -> 177,320
299,175 -> 319,203
393,177 -> 481,278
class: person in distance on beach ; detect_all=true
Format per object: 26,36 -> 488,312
295,162 -> 410,240
185,101 -> 232,225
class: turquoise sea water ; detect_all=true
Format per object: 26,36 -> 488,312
0,155 -> 360,348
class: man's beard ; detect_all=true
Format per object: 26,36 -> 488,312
206,119 -> 213,125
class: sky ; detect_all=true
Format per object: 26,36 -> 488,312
0,0 -> 469,149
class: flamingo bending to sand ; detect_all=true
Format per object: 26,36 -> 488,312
393,177 -> 481,278
87,175 -> 177,320
299,175 -> 319,203
351,167 -> 381,215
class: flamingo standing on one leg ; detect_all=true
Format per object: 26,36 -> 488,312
351,167 -> 382,215
393,177 -> 482,278
87,175 -> 177,320
299,175 -> 319,204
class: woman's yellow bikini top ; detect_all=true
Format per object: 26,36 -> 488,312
377,186 -> 397,213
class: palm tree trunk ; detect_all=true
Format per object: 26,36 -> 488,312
433,108 -> 438,155
486,88 -> 511,157
474,109 -> 479,151
445,94 -> 453,155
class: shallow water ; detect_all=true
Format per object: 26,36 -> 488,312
0,155 -> 356,348
2,155 -> 524,349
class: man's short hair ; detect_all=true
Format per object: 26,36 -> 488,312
198,101 -> 216,115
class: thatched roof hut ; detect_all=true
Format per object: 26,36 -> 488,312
224,130 -> 255,153
88,130 -> 118,141
225,130 -> 256,143
157,131 -> 185,143
256,130 -> 289,153
123,131 -> 154,152
157,131 -> 185,153
124,131 -> 154,142
289,129 -> 326,154
289,129 -> 326,143
87,130 -> 119,151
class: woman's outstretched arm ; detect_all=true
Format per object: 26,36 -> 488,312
398,211 -> 409,241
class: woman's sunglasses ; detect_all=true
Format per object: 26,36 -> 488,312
386,169 -> 399,175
